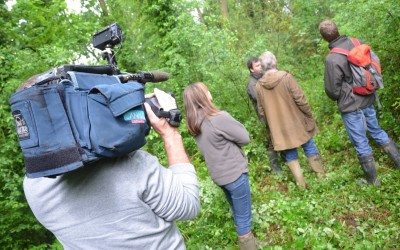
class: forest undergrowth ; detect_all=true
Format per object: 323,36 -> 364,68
1,1 -> 400,249
175,75 -> 400,249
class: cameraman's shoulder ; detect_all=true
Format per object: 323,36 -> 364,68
126,150 -> 166,173
127,150 -> 158,166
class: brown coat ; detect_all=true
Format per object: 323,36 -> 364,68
256,70 -> 317,151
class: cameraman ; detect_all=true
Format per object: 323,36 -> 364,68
23,102 -> 200,249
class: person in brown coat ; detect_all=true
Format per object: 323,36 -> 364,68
256,51 -> 325,188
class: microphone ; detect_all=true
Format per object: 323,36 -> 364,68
118,71 -> 170,83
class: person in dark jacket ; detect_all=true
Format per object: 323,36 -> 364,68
246,57 -> 282,174
319,19 -> 400,185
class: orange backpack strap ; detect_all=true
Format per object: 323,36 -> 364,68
330,47 -> 349,56
330,38 -> 362,55
350,37 -> 361,47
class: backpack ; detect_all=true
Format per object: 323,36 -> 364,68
330,38 -> 384,95
9,65 -> 150,178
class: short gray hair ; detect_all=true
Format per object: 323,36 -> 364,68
259,51 -> 277,71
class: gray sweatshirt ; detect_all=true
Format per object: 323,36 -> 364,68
23,150 -> 200,250
195,111 -> 250,186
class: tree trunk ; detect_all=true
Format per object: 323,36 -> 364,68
220,0 -> 228,21
98,0 -> 108,16
195,7 -> 204,23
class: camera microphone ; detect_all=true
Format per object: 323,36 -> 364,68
118,71 -> 170,84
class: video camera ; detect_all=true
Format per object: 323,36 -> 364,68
91,23 -> 181,127
9,23 -> 182,178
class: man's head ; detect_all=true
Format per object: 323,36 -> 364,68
259,51 -> 277,72
319,20 -> 340,42
247,57 -> 263,76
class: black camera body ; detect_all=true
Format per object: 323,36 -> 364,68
92,23 -> 123,51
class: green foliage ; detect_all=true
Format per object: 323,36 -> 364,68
1,0 -> 399,249
0,0 -> 101,248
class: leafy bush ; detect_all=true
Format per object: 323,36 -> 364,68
1,0 -> 399,249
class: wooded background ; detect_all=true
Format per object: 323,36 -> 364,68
1,0 -> 399,249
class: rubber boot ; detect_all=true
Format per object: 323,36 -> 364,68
287,160 -> 307,188
267,148 -> 282,174
382,140 -> 400,169
307,155 -> 325,178
238,232 -> 257,250
358,154 -> 381,186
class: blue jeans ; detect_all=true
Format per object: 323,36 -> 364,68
282,138 -> 319,162
341,105 -> 389,157
221,173 -> 252,236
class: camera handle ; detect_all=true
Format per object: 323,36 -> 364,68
102,45 -> 119,74
145,96 -> 181,127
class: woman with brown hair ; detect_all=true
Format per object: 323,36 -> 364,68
183,82 -> 257,250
